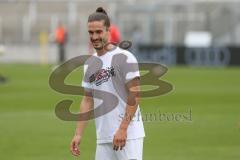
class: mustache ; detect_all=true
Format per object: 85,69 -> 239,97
91,39 -> 103,42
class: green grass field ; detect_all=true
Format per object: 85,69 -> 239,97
0,64 -> 240,160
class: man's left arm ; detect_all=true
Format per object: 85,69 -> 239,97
113,77 -> 140,151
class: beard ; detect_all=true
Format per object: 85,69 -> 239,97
91,38 -> 107,50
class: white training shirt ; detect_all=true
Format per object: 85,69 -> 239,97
82,46 -> 145,144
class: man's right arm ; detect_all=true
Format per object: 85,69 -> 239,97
70,91 -> 93,156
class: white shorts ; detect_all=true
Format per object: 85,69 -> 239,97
95,138 -> 144,160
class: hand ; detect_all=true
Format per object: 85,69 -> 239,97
113,128 -> 127,151
70,135 -> 81,156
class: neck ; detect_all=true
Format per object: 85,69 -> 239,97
96,49 -> 106,56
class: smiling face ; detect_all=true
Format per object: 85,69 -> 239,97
88,20 -> 110,50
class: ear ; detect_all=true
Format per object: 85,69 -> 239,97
106,27 -> 110,35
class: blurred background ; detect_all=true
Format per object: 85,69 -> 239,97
0,0 -> 240,160
0,0 -> 240,64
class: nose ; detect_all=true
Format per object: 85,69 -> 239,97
92,32 -> 99,40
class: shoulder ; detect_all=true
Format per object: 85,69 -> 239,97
83,54 -> 100,73
113,47 -> 138,63
84,53 -> 99,65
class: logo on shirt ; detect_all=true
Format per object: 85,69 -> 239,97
89,66 -> 115,86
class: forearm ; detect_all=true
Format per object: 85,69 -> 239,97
119,96 -> 139,130
75,95 -> 93,136
120,79 -> 140,130
75,119 -> 88,137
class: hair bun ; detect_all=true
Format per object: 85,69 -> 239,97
96,7 -> 107,15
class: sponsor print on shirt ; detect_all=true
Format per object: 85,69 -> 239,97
89,66 -> 115,86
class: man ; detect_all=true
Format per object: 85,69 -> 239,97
70,7 -> 145,160
55,22 -> 67,63
109,24 -> 121,45
0,74 -> 7,84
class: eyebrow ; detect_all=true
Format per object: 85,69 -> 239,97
88,29 -> 103,33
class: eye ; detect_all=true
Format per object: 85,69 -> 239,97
96,30 -> 103,34
88,31 -> 93,35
